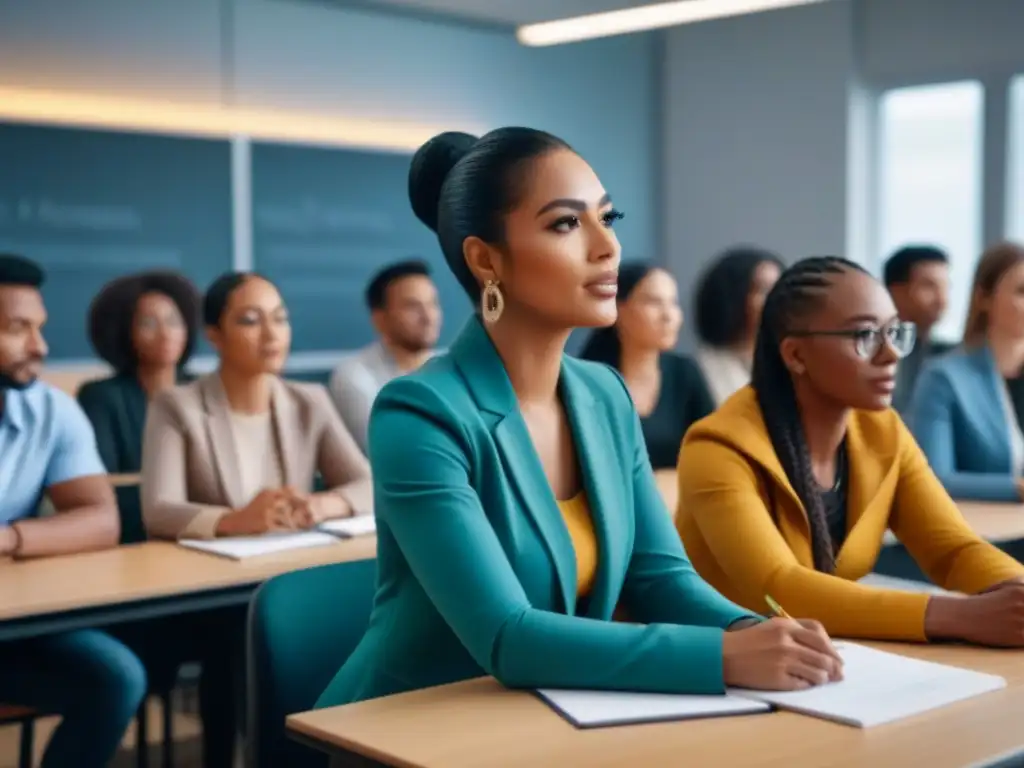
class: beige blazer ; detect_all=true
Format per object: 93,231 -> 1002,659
141,374 -> 372,540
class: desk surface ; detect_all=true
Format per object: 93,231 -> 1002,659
288,643 -> 1024,768
957,502 -> 1024,543
0,537 -> 376,622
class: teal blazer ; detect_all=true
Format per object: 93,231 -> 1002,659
316,318 -> 754,708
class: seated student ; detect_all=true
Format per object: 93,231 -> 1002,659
883,245 -> 953,412
78,271 -> 200,473
0,254 -> 146,768
78,272 -> 238,768
141,271 -> 372,540
317,129 -> 842,710
909,242 -> 1024,502
578,261 -> 714,469
329,259 -> 442,452
694,246 -> 784,405
677,256 -> 1024,646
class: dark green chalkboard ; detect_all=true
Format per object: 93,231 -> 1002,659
250,142 -> 469,353
0,122 -> 233,360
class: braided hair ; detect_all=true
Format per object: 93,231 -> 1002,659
751,256 -> 868,573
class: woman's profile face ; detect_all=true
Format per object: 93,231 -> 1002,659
617,269 -> 683,353
208,277 -> 291,376
781,269 -> 905,411
132,291 -> 187,369
984,262 -> 1024,341
491,149 -> 622,329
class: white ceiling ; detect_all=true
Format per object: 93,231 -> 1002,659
355,0 -> 656,26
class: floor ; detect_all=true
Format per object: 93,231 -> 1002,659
0,688 -> 238,768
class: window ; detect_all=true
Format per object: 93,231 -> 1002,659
1008,75 -> 1024,242
876,81 -> 984,343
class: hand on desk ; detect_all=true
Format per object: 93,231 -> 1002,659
721,618 -> 843,691
926,582 -> 1024,647
217,489 -> 314,536
217,488 -> 352,535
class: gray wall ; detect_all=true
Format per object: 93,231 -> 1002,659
662,0 -> 1024,348
0,0 -> 660,270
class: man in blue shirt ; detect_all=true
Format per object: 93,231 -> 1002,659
0,254 -> 146,767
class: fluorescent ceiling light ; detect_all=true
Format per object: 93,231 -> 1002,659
0,86 -> 470,152
517,0 -> 830,47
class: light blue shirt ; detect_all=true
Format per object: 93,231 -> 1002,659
0,382 -> 106,524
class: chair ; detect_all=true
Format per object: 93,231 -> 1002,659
0,704 -> 37,768
247,558 -> 377,768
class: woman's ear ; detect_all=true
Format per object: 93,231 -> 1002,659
463,236 -> 506,286
779,337 -> 806,376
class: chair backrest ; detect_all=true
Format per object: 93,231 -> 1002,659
247,557 -> 377,768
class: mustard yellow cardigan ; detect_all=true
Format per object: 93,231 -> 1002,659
676,386 -> 1024,641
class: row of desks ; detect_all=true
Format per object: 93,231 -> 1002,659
288,641 -> 1024,768
3,484 -> 1024,766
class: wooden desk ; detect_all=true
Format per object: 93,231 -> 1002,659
0,537 -> 376,642
289,642 -> 1024,768
881,502 -> 1024,547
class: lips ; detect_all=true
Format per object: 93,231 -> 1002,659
872,377 -> 896,393
585,271 -> 619,299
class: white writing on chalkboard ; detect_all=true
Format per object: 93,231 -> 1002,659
255,200 -> 393,236
1,198 -> 143,233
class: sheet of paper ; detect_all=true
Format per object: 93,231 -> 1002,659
858,573 -> 954,595
536,688 -> 770,729
178,531 -> 340,561
319,515 -> 376,538
733,642 -> 1005,728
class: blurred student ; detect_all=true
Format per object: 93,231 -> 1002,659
318,129 -> 841,710
678,257 -> 1024,647
694,246 -> 783,405
909,242 -> 1024,501
883,245 -> 952,412
579,261 -> 713,469
0,254 -> 146,767
142,272 -> 371,541
78,271 -> 200,473
330,259 -> 442,451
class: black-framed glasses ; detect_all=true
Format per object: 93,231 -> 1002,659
787,321 -> 917,360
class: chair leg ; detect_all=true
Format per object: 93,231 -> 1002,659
18,719 -> 33,768
136,699 -> 150,768
161,690 -> 174,768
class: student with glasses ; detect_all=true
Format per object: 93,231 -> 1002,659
676,256 -> 1024,647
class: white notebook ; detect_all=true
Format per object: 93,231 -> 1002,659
538,643 -> 1004,730
178,531 -> 340,561
318,515 -> 377,538
732,642 -> 1006,728
536,688 -> 770,728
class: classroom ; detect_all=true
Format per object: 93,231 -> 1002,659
2,0 -> 1024,765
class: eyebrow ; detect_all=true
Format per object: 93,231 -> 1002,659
535,192 -> 612,218
841,313 -> 900,326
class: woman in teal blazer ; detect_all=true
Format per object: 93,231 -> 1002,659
317,129 -> 841,708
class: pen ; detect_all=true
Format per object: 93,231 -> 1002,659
765,595 -> 792,619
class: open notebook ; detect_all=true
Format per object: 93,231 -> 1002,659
178,516 -> 377,560
538,643 -> 1005,730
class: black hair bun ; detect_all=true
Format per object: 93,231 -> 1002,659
408,131 -> 478,233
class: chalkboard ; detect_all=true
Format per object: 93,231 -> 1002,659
0,122 -> 233,360
250,142 -> 469,353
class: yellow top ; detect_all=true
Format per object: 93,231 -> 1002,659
558,492 -> 598,598
676,386 -> 1024,642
